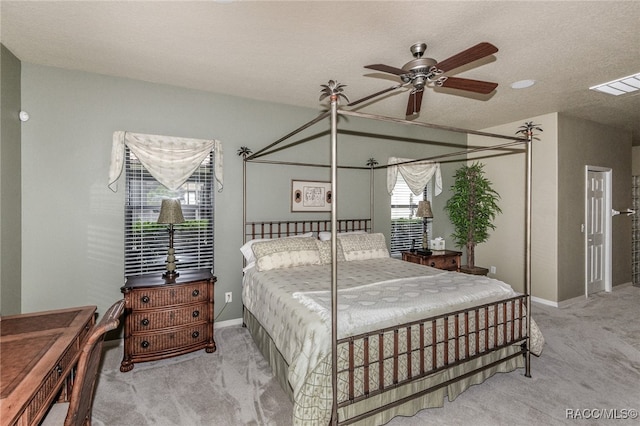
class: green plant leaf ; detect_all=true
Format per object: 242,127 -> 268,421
444,162 -> 501,267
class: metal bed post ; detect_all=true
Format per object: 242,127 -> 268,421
330,92 -> 339,425
243,153 -> 247,245
524,130 -> 533,378
238,146 -> 252,245
367,158 -> 378,232
238,146 -> 252,327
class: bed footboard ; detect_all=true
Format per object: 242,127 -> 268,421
335,294 -> 529,425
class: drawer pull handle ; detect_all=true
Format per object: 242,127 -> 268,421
141,296 -> 150,304
451,259 -> 456,264
141,340 -> 150,348
141,318 -> 149,326
192,289 -> 200,297
55,364 -> 63,376
192,331 -> 200,339
430,262 -> 436,267
192,310 -> 200,318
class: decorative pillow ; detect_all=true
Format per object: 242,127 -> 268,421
252,237 -> 321,271
315,239 -> 346,264
338,232 -> 389,261
240,232 -> 313,264
318,230 -> 366,241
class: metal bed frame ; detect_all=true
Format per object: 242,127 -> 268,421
239,82 -> 535,425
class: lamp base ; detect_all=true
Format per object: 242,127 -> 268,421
163,270 -> 179,279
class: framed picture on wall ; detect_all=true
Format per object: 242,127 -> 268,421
291,180 -> 332,212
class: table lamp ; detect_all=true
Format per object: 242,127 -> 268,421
157,198 -> 185,278
415,200 -> 433,256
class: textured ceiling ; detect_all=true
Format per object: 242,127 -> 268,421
2,1 -> 639,144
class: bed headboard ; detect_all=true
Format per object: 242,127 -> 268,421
245,219 -> 371,241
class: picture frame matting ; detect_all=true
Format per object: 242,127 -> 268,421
291,180 -> 332,212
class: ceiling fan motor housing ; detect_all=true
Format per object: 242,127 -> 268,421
403,57 -> 438,73
402,57 -> 439,88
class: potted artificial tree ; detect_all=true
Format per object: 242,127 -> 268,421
444,162 -> 502,275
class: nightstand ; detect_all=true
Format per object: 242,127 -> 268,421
120,269 -> 216,372
459,265 -> 489,276
401,250 -> 462,271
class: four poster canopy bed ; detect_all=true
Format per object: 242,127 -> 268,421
238,82 -> 543,425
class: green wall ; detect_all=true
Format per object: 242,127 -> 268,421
0,44 -> 22,315
470,113 -> 559,299
558,113 -> 632,300
474,113 -> 632,303
16,63 -> 465,320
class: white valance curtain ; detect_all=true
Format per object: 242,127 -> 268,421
387,157 -> 442,196
108,131 -> 223,192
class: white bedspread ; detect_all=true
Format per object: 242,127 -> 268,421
242,257 -> 541,401
293,272 -> 516,338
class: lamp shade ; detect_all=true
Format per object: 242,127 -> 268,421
157,199 -> 185,224
416,200 -> 433,219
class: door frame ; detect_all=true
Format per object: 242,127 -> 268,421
584,165 -> 612,296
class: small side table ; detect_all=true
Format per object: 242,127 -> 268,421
401,250 -> 462,272
120,269 -> 216,372
459,265 -> 489,276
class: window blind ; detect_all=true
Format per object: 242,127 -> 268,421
390,174 -> 432,257
124,147 -> 214,277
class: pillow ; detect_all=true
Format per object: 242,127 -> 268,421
318,230 -> 366,241
252,237 -> 321,271
240,232 -> 313,264
338,232 -> 390,261
315,239 -> 346,264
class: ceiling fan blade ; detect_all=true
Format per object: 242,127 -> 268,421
405,89 -> 424,116
435,42 -> 498,73
348,84 -> 402,107
414,89 -> 424,114
440,77 -> 498,94
364,64 -> 407,76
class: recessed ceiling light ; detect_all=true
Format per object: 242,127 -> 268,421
590,73 -> 640,96
511,80 -> 536,89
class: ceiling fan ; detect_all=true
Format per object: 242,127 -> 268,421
355,42 -> 499,116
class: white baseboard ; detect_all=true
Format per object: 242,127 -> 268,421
531,296 -> 559,307
215,317 -> 243,328
532,281 -> 634,308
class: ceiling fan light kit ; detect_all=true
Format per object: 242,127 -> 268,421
362,42 -> 499,116
511,79 -> 536,89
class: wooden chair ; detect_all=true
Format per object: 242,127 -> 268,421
42,299 -> 125,426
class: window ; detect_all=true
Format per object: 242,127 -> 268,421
124,147 -> 214,277
390,174 -> 432,257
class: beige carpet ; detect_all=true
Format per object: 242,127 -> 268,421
92,285 -> 640,425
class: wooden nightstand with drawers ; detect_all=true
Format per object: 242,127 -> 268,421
401,250 -> 462,272
120,269 -> 216,372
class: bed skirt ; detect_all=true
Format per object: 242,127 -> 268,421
244,308 -> 294,402
244,308 -> 524,425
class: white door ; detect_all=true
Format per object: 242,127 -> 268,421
585,168 -> 612,296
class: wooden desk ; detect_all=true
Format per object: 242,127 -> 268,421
0,306 -> 96,426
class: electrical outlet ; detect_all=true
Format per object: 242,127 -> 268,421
490,266 -> 497,274
225,292 -> 232,303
